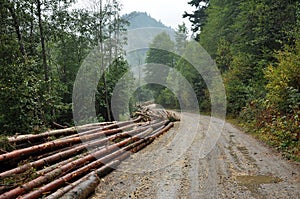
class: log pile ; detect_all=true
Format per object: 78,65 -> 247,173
134,104 -> 180,122
0,107 -> 178,199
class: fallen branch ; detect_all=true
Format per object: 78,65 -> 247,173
52,122 -> 67,129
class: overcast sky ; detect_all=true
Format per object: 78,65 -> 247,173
75,0 -> 194,30
118,0 -> 194,29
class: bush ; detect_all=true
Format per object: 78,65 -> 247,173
240,41 -> 300,160
265,41 -> 300,113
0,60 -> 67,135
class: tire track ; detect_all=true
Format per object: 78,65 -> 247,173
90,113 -> 300,199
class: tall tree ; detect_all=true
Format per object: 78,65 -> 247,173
36,0 -> 49,82
183,0 -> 210,40
199,0 -> 242,58
5,1 -> 27,60
145,32 -> 175,81
187,0 -> 300,157
88,0 -> 129,121
144,32 -> 175,101
0,0 -> 77,133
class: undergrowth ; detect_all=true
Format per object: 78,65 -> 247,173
239,106 -> 300,162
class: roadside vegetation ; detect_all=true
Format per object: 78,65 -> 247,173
185,0 -> 299,160
0,0 -> 299,160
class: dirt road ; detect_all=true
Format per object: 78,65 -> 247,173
90,113 -> 300,199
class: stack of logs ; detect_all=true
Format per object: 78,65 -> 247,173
0,108 -> 177,199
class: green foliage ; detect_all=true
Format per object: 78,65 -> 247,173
186,0 -> 300,159
0,60 -> 66,134
224,53 -> 256,114
157,88 -> 178,109
205,0 -> 298,116
132,86 -> 154,103
145,32 -> 175,65
241,105 -> 300,160
0,0 -> 130,134
265,42 -> 300,113
239,42 -> 300,160
0,135 -> 15,152
96,58 -> 133,121
198,0 -> 242,57
0,159 -> 39,187
215,38 -> 232,73
142,27 -> 211,111
183,0 -> 209,39
144,32 -> 175,102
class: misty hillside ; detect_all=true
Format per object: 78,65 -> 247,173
123,11 -> 175,72
124,11 -> 171,30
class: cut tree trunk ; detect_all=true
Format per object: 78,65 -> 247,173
45,157 -> 118,199
0,107 -> 176,198
0,122 -> 141,163
0,122 -> 151,178
0,128 -> 154,199
22,130 -> 155,199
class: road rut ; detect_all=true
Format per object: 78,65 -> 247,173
91,113 -> 300,198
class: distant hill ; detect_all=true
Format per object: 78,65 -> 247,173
123,11 -> 175,71
124,11 -> 172,30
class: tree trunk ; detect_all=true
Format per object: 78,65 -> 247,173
0,121 -> 140,163
6,2 -> 27,60
103,76 -> 112,121
98,0 -> 112,121
36,0 -> 49,82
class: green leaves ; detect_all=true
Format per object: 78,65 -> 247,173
183,0 -> 210,39
265,42 -> 300,113
0,60 -> 64,134
0,0 -> 130,133
186,0 -> 300,158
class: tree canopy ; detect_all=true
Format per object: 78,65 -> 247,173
185,0 -> 300,159
0,0 -> 131,134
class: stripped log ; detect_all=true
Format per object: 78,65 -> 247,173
54,120 -> 147,141
0,121 -> 164,178
60,174 -> 100,199
0,107 -> 176,199
46,173 -> 99,199
60,154 -> 130,199
22,130 -> 155,199
0,121 -> 141,163
59,123 -> 174,199
0,128 -> 155,199
134,105 -> 180,122
8,117 -> 141,145
45,158 -> 119,199
131,122 -> 174,153
150,122 -> 174,139
8,126 -> 98,145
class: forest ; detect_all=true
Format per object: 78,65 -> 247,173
0,0 -> 132,135
183,0 -> 300,160
0,0 -> 299,160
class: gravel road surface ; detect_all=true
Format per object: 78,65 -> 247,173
90,113 -> 300,199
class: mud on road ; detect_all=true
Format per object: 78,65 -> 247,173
90,113 -> 300,199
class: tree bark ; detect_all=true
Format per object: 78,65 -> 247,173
36,0 -> 49,82
0,122 -> 140,163
6,2 -> 27,60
